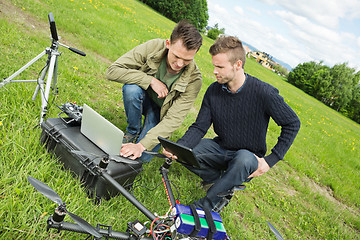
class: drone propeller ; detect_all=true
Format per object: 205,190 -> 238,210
71,150 -> 137,165
267,221 -> 284,240
28,176 -> 63,205
27,177 -> 102,239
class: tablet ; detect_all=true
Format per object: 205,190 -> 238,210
158,136 -> 200,168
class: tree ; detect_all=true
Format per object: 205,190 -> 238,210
187,0 -> 209,31
140,0 -> 209,31
309,67 -> 333,103
273,64 -> 289,77
329,63 -> 356,112
344,71 -> 360,121
287,61 -> 325,94
348,84 -> 360,122
207,23 -> 225,40
287,61 -> 360,123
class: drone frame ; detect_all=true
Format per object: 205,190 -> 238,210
29,150 -> 284,239
29,155 -> 189,239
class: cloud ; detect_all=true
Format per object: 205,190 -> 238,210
207,3 -> 231,28
221,16 -> 303,67
209,3 -> 228,17
207,0 -> 360,70
256,0 -> 360,28
247,7 -> 262,16
273,9 -> 360,68
275,10 -> 342,44
234,6 -> 244,15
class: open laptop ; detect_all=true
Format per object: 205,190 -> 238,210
80,104 -> 124,156
158,136 -> 200,168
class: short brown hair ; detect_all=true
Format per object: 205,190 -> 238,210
170,20 -> 203,51
209,36 -> 246,68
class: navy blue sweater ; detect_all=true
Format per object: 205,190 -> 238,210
177,74 -> 301,167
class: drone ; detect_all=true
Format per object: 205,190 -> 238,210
28,150 -> 284,240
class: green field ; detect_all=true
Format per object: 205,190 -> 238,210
1,0 -> 359,239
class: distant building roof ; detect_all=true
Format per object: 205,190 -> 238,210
243,44 -> 250,55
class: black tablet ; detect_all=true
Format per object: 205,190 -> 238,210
158,136 -> 200,168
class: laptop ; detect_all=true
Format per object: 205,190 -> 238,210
158,136 -> 200,168
80,104 -> 124,156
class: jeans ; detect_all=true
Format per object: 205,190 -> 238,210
122,84 -> 161,162
184,138 -> 258,211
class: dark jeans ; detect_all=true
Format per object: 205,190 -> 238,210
122,84 -> 161,162
184,138 -> 258,211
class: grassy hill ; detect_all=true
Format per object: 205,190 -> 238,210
0,0 -> 359,239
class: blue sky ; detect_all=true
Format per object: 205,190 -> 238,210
207,0 -> 360,71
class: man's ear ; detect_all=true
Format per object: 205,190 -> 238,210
165,39 -> 171,49
235,60 -> 243,70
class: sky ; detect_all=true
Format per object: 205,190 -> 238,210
207,0 -> 360,71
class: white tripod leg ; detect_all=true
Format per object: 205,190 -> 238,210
52,56 -> 59,94
39,51 -> 59,123
0,50 -> 47,87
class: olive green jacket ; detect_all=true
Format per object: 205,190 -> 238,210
106,39 -> 202,150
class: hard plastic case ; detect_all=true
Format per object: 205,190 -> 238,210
40,117 -> 143,201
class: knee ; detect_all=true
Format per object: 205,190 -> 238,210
232,150 -> 258,170
193,139 -> 219,156
122,84 -> 144,101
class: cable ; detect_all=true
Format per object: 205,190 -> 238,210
170,180 -> 180,203
131,180 -> 164,194
36,60 -> 50,104
146,213 -> 174,240
149,217 -> 161,239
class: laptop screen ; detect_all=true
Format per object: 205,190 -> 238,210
80,104 -> 124,156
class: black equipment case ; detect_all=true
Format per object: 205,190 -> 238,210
40,117 -> 143,201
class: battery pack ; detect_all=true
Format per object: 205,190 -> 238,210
174,204 -> 223,222
173,204 -> 227,239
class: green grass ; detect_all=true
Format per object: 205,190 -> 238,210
1,0 -> 359,239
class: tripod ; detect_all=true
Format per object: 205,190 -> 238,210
0,13 -> 85,124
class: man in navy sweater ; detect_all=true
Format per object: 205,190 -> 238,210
164,36 -> 301,211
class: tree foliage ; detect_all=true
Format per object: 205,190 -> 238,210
288,61 -> 360,123
140,0 -> 209,31
207,23 -> 225,40
272,64 -> 289,77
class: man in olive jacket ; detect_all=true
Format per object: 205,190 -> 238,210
106,20 -> 203,162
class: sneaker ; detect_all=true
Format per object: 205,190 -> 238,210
122,132 -> 138,143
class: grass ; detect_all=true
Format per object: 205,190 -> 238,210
1,0 -> 359,239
